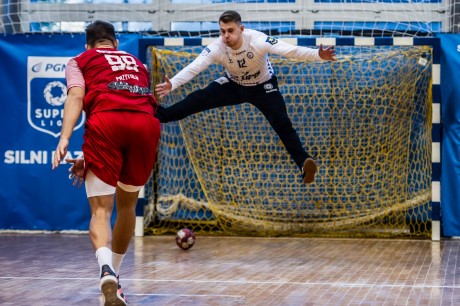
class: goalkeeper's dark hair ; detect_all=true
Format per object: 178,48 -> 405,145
219,10 -> 242,25
85,20 -> 116,48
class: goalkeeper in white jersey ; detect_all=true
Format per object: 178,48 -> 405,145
155,10 -> 336,184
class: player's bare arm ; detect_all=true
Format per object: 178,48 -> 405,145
319,44 -> 337,61
52,86 -> 85,170
155,75 -> 172,99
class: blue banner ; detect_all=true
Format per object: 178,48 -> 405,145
440,34 -> 460,236
0,33 -> 140,230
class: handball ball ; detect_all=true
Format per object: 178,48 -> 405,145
176,228 -> 196,250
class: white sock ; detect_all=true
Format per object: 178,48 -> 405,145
95,247 -> 114,276
112,252 -> 125,276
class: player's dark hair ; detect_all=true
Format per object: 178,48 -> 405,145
219,10 -> 241,24
85,20 -> 116,48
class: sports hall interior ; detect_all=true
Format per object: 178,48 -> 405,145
2,1 -> 460,305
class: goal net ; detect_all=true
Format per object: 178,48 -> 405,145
145,42 -> 433,238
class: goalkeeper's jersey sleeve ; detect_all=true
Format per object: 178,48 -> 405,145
170,29 -> 323,89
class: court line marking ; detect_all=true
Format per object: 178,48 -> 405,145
0,276 -> 454,289
82,292 -> 244,298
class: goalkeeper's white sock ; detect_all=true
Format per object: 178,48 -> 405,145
112,252 -> 126,276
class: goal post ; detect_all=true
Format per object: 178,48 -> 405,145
141,36 -> 441,240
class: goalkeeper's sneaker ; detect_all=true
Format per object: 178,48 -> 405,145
100,265 -> 127,306
302,157 -> 317,184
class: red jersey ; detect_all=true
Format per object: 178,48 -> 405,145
74,48 -> 157,115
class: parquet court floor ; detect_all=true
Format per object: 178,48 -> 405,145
1,233 -> 460,305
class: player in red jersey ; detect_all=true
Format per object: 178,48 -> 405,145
52,20 -> 160,306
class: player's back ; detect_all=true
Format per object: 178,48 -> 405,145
75,48 -> 156,115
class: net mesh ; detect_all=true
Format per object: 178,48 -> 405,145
145,44 -> 432,238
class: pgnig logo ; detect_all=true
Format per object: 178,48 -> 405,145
31,62 -> 66,73
27,56 -> 85,138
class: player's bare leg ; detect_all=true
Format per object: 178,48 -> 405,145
88,195 -> 126,305
112,186 -> 139,254
88,194 -> 114,252
302,158 -> 317,184
109,185 -> 139,306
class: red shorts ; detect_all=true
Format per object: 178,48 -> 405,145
82,111 -> 161,187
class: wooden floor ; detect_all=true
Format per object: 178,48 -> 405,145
1,233 -> 460,306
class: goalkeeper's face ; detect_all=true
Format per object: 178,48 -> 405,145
219,21 -> 244,50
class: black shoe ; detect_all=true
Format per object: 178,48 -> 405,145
100,265 -> 127,306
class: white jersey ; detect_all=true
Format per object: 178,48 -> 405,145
170,29 -> 323,90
